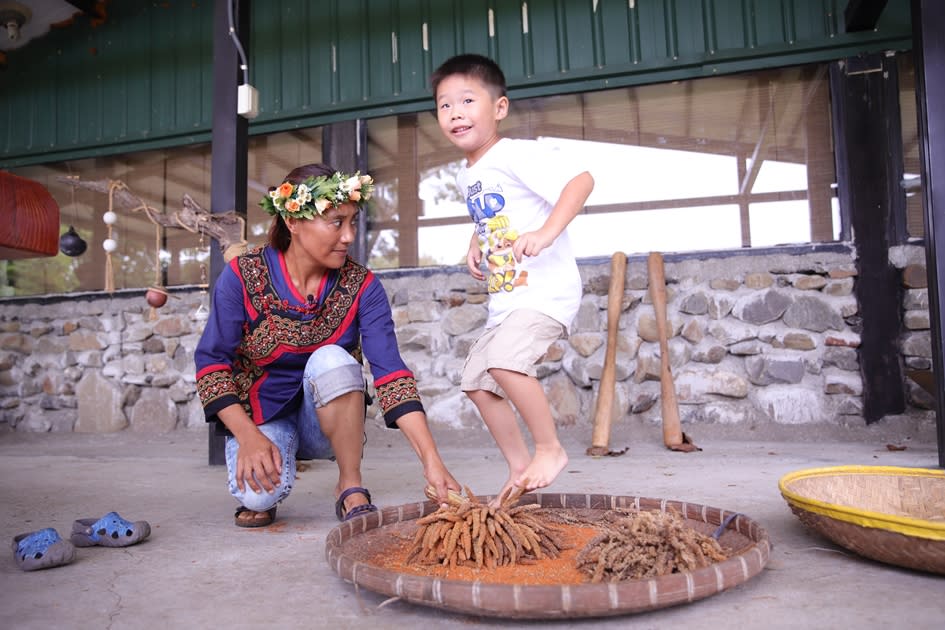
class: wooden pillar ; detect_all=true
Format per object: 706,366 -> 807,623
735,149 -> 751,247
830,53 -> 906,423
395,114 -> 420,266
323,120 -> 369,264
911,0 -> 945,467
207,0 -> 250,466
805,70 -> 838,243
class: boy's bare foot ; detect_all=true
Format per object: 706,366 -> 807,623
489,475 -> 523,508
514,444 -> 569,491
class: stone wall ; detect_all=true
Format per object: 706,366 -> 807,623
890,245 -> 935,411
0,290 -> 208,433
0,245 -> 934,434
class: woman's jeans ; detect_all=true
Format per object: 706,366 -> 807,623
225,345 -> 365,512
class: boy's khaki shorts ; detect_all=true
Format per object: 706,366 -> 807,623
460,308 -> 565,396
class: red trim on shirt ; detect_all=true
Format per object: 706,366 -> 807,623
248,371 -> 268,425
374,369 -> 414,387
229,256 -> 258,320
196,364 -> 231,379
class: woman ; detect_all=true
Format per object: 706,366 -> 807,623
195,163 -> 459,527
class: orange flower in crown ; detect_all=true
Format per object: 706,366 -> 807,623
260,171 -> 375,221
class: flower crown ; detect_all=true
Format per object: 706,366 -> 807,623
259,171 -> 375,221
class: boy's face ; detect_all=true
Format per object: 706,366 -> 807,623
435,74 -> 509,164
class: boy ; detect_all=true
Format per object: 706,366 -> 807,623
431,54 -> 595,500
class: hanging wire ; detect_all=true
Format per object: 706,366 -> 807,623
227,0 -> 250,84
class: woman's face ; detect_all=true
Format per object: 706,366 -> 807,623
286,202 -> 358,270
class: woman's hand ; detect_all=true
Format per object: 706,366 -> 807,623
423,458 -> 462,507
235,431 -> 283,494
394,410 -> 462,506
217,404 -> 283,494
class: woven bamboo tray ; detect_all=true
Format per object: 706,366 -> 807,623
325,492 -> 771,619
779,465 -> 945,575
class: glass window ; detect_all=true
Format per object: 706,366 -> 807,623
898,52 -> 923,239
4,60 -> 865,292
3,129 -> 321,297
5,152 -> 208,297
367,64 -> 839,267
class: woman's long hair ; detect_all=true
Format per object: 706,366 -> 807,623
267,163 -> 336,251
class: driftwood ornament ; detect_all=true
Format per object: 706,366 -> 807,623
55,177 -> 247,262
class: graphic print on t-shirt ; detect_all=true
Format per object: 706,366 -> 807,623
465,180 -> 506,223
467,181 -> 528,294
484,215 -> 529,293
456,138 -> 584,330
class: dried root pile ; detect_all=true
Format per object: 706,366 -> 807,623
406,486 -> 569,570
575,508 -> 728,582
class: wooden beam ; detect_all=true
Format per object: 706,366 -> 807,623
395,114 -> 420,267
911,0 -> 945,467
845,0 -> 890,32
805,76 -> 836,243
207,0 -> 250,466
739,81 -> 775,196
323,120 -> 368,263
830,53 -> 905,424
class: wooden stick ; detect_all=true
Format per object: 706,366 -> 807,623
647,252 -> 699,452
588,251 -> 627,456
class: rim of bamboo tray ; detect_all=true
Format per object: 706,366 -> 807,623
325,492 -> 771,620
778,465 -> 945,541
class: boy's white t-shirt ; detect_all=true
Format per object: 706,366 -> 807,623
456,137 -> 585,331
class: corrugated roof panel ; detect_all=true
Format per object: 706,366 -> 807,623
0,0 -> 914,166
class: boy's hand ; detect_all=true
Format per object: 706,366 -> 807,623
512,229 -> 553,261
466,242 -> 484,280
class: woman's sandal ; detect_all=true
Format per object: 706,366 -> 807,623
12,528 -> 77,571
335,487 -> 378,522
234,505 -> 277,528
70,511 -> 151,547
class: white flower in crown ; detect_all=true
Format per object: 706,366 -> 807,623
359,175 -> 374,201
259,170 -> 376,220
341,176 -> 361,201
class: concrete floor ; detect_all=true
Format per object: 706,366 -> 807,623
1,417 -> 943,630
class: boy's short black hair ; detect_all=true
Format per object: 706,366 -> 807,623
431,53 -> 507,100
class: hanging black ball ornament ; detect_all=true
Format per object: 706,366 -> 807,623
59,225 -> 88,257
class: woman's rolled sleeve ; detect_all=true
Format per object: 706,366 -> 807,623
194,263 -> 248,421
375,372 -> 423,427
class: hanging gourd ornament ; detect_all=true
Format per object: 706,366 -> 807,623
145,286 -> 169,307
59,226 -> 87,257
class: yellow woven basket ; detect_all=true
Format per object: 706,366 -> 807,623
779,465 -> 945,575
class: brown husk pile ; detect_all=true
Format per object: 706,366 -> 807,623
570,507 -> 729,582
407,486 -> 570,569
